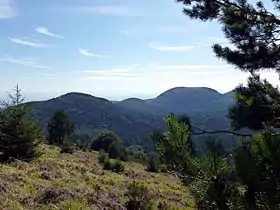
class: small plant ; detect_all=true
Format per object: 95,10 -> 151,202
125,181 -> 154,210
102,158 -> 125,173
98,150 -> 108,164
112,159 -> 125,172
147,152 -> 161,173
60,142 -> 75,154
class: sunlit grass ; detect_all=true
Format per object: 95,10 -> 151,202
0,144 -> 195,209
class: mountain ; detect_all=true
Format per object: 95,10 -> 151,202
28,93 -> 164,148
27,87 -> 238,150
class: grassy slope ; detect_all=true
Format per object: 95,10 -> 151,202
0,144 -> 194,210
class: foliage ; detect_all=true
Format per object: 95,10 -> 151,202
157,114 -> 194,173
47,110 -> 75,147
229,74 -> 280,130
0,85 -> 42,162
98,150 -> 108,164
125,181 -> 154,210
60,141 -> 76,154
146,152 -> 161,173
91,131 -> 122,157
122,145 -> 148,164
0,144 -> 192,209
102,158 -> 125,173
176,0 -> 280,73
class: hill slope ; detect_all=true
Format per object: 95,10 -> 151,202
28,87 -> 237,150
0,144 -> 193,209
28,93 -> 164,148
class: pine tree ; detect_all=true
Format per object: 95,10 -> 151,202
0,85 -> 42,162
47,110 -> 75,146
177,0 -> 280,73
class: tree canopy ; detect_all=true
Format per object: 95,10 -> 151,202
177,0 -> 280,73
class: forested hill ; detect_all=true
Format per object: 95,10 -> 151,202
27,87 -> 237,149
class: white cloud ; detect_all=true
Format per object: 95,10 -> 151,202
0,0 -> 17,19
149,42 -> 196,52
0,57 -> 49,69
79,49 -> 107,58
9,38 -> 50,48
36,27 -> 63,39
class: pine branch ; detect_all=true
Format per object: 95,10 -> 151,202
191,125 -> 252,137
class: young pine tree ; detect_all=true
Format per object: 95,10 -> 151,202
47,110 -> 75,147
0,85 -> 42,162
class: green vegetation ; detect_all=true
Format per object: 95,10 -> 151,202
0,85 -> 42,162
3,0 -> 280,209
0,144 -> 192,209
47,110 -> 75,147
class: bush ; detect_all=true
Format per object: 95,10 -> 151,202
159,164 -> 168,173
123,145 -> 148,164
98,150 -> 108,164
102,158 -> 125,173
125,181 -> 154,210
91,131 -> 121,151
60,143 -> 75,154
147,152 -> 161,173
113,159 -> 125,172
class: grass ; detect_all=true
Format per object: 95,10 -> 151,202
0,144 -> 195,209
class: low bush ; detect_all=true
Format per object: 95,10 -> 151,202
125,181 -> 154,210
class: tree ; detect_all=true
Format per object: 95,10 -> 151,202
0,85 -> 42,162
157,114 -> 194,173
47,110 -> 75,146
171,1 -> 280,208
177,0 -> 280,73
91,131 -> 122,158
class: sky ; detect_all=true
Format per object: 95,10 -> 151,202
0,0 -> 279,101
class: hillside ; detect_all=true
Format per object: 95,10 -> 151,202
0,144 -> 193,209
28,87 -> 238,150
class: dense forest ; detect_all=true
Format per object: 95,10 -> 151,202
1,0 -> 280,209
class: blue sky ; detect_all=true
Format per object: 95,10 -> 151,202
0,0 -> 278,101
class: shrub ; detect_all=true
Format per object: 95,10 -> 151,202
91,131 -> 121,153
103,158 -> 114,171
60,143 -> 75,154
159,164 -> 168,173
125,181 -> 154,210
98,150 -> 108,164
147,152 -> 161,173
102,158 -> 125,173
112,159 -> 125,172
123,145 -> 148,164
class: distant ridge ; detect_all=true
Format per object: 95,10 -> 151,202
27,87 -> 237,150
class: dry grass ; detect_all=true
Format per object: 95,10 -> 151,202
0,144 -> 195,209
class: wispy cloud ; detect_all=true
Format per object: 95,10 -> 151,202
0,0 -> 17,19
63,6 -> 141,16
0,57 -> 49,69
9,38 -> 51,48
36,26 -> 63,39
79,49 -> 107,58
149,43 -> 196,52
